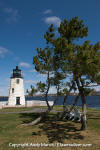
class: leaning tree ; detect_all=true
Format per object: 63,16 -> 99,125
44,17 -> 100,130
28,17 -> 100,129
29,25 -> 66,125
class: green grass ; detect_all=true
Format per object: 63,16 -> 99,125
87,111 -> 100,130
0,106 -> 47,112
0,105 -> 100,112
0,107 -> 100,150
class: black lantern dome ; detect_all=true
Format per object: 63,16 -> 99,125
11,66 -> 22,78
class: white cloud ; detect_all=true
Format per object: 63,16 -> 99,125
3,7 -> 19,23
25,80 -> 38,84
0,46 -> 10,57
37,73 -> 47,78
43,9 -> 52,14
44,16 -> 61,27
49,87 -> 56,94
19,62 -> 31,68
29,69 -> 37,73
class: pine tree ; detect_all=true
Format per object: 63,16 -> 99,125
45,16 -> 100,130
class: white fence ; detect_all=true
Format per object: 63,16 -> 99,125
0,101 -> 8,109
0,100 -> 53,108
25,100 -> 53,107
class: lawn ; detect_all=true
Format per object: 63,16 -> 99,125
0,107 -> 100,150
0,106 -> 46,112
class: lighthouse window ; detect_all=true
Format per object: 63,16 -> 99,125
12,88 -> 14,93
16,79 -> 19,84
16,97 -> 20,105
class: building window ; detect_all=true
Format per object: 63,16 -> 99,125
16,79 -> 19,84
12,88 -> 14,93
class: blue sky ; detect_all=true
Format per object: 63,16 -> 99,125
0,0 -> 100,96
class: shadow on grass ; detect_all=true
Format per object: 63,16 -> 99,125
20,113 -> 40,124
87,114 -> 100,120
20,112 -> 84,143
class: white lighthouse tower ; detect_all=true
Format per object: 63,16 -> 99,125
8,66 -> 25,107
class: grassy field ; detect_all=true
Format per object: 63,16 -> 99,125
0,106 -> 100,150
0,106 -> 45,112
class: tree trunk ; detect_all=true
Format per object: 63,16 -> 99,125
26,116 -> 42,126
22,86 -> 59,126
80,77 -> 87,130
69,94 -> 79,112
22,96 -> 59,126
45,91 -> 51,110
75,77 -> 87,130
58,95 -> 68,119
57,82 -> 76,120
22,109 -> 51,126
63,95 -> 68,112
81,94 -> 87,130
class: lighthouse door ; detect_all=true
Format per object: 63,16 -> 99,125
16,97 -> 20,105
